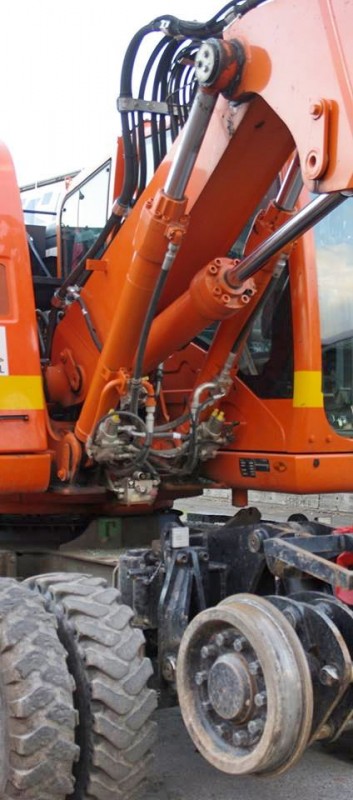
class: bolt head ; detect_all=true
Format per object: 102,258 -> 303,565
201,644 -> 217,660
320,664 -> 339,686
248,718 -> 265,737
214,632 -> 225,648
232,729 -> 249,747
248,530 -> 264,553
309,100 -> 323,118
248,660 -> 261,676
254,691 -> 267,708
233,635 -> 247,653
215,722 -> 232,740
195,670 -> 208,686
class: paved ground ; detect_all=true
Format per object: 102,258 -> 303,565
144,707 -> 353,800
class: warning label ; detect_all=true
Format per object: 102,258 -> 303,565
0,327 -> 9,375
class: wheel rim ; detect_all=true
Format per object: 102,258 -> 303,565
177,593 -> 313,776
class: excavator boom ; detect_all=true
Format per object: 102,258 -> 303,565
0,2 -> 353,797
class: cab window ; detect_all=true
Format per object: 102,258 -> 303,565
60,160 -> 111,277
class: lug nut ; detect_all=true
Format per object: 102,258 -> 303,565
195,670 -> 208,685
320,664 -> 339,686
248,660 -> 261,676
233,635 -> 247,652
215,722 -> 232,739
215,630 -> 234,648
254,691 -> 267,708
201,644 -> 217,660
248,718 -> 265,736
232,729 -> 249,747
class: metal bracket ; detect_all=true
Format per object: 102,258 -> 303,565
117,97 -> 169,114
264,537 -> 353,589
304,97 -> 331,181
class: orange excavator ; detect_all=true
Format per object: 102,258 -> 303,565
1,0 -> 353,797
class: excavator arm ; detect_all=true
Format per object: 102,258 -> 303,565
35,0 -> 353,509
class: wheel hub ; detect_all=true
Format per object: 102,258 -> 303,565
207,652 -> 253,721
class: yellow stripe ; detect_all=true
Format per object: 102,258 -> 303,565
0,376 -> 45,410
293,370 -> 323,408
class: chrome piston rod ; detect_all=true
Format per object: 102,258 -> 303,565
227,191 -> 347,287
164,91 -> 217,201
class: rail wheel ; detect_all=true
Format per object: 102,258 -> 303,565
177,593 -> 313,776
26,573 -> 157,800
0,578 -> 78,799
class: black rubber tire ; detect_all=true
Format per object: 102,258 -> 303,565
26,573 -> 157,800
0,578 -> 78,800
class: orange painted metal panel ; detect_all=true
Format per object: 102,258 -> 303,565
0,454 -> 51,493
0,142 -> 48,463
204,450 -> 353,495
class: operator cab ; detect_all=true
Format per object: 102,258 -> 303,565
59,158 -> 112,279
22,159 -> 113,311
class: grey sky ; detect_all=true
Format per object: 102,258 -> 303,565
3,0 -> 222,185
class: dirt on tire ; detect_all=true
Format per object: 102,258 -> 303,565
26,572 -> 157,800
0,578 -> 78,800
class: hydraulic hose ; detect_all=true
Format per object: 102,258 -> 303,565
130,242 -> 180,415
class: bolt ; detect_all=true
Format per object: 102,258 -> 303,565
310,101 -> 323,119
176,552 -> 188,565
233,636 -> 247,653
162,655 -> 177,683
248,660 -> 261,676
320,664 -> 340,686
254,691 -> 267,708
248,528 -> 269,553
195,670 -> 208,686
215,722 -> 232,739
248,718 -> 265,737
201,644 -> 217,660
214,630 -> 234,648
232,729 -> 249,747
202,699 -> 212,711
